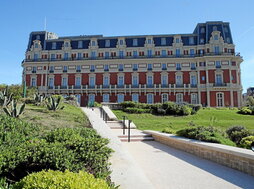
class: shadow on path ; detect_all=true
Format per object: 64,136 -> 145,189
142,141 -> 254,189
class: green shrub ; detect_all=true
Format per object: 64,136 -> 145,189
181,105 -> 192,116
226,126 -> 252,144
0,127 -> 113,183
240,136 -> 254,149
156,108 -> 166,115
13,170 -> 110,189
120,101 -> 136,109
238,107 -> 252,115
20,98 -> 36,104
162,127 -> 175,134
176,126 -> 235,145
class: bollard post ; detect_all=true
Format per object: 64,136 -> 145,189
128,120 -> 132,142
122,116 -> 126,135
100,107 -> 102,118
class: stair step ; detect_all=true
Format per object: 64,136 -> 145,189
118,134 -> 152,138
120,137 -> 154,142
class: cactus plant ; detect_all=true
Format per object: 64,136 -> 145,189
33,92 -> 45,105
3,100 -> 25,118
46,96 -> 64,111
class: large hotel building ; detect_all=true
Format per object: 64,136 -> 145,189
22,21 -> 243,107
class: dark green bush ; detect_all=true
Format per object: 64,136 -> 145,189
156,108 -> 166,115
0,126 -> 113,183
238,107 -> 252,115
120,101 -> 136,109
240,136 -> 254,149
181,105 -> 192,116
176,126 -> 235,145
226,126 -> 252,144
13,170 -> 110,189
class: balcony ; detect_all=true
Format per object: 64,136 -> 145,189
103,85 -> 109,88
49,70 -> 54,73
176,84 -> 184,88
146,84 -> 154,88
60,86 -> 68,89
89,85 -> 95,89
190,84 -> 197,88
147,68 -> 153,71
32,70 -> 36,73
23,52 -> 240,64
132,84 -> 139,88
74,85 -> 81,89
117,84 -> 124,88
214,83 -> 227,87
63,70 -> 68,73
76,70 -> 81,73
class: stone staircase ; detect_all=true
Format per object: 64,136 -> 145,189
95,107 -> 154,142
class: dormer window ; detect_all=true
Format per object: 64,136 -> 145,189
133,39 -> 138,46
213,26 -> 217,31
147,39 -> 152,44
52,42 -> 56,50
78,41 -> 83,48
224,27 -> 228,33
214,35 -> 219,40
201,27 -> 205,33
189,37 -> 194,44
64,42 -> 69,47
36,35 -> 40,40
105,40 -> 110,47
226,37 -> 231,43
161,38 -> 166,45
175,38 -> 180,43
200,38 -> 204,44
91,41 -> 96,46
34,43 -> 38,48
119,39 -> 124,45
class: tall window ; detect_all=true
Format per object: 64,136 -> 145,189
214,46 -> 220,54
132,75 -> 138,87
64,53 -> 68,60
162,50 -> 166,57
176,75 -> 182,86
64,42 -> 69,47
161,75 -> 168,87
76,65 -> 81,72
175,38 -> 180,43
191,93 -> 198,104
162,93 -> 168,103
117,94 -> 124,103
147,94 -> 154,104
132,94 -> 139,102
176,93 -> 183,104
162,63 -> 167,70
119,51 -> 124,58
104,64 -> 109,71
91,51 -> 96,59
161,38 -> 166,45
31,78 -> 36,87
147,50 -> 152,57
118,76 -> 124,87
214,35 -> 219,40
90,65 -> 95,72
133,64 -> 138,71
191,62 -> 196,69
91,41 -> 96,46
52,42 -> 56,50
189,37 -> 194,44
133,50 -> 138,58
77,53 -> 82,59
215,61 -> 221,68
51,54 -> 56,60
32,66 -> 36,73
176,63 -> 181,70
88,94 -> 95,103
190,75 -> 197,87
176,49 -> 180,57
48,78 -> 54,88
103,76 -> 109,87
34,54 -> 38,60
103,94 -> 109,102
119,64 -> 124,71
190,49 -> 195,56
75,77 -> 81,87
147,75 -> 153,87
62,78 -> 67,87
216,93 -> 224,107
49,66 -> 54,72
89,76 -> 95,87
148,64 -> 153,70
147,39 -> 152,44
105,40 -> 110,47
119,39 -> 124,45
133,39 -> 138,46
105,52 -> 109,59
216,74 -> 222,85
78,41 -> 83,48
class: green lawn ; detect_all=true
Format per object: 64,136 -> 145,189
20,103 -> 90,131
113,108 -> 254,132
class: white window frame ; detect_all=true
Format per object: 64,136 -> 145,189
161,93 -> 168,103
191,93 -> 198,104
132,75 -> 139,86
105,40 -> 110,47
103,94 -> 110,103
48,77 -> 54,87
147,75 -> 153,86
118,75 -> 124,86
132,93 -> 139,102
103,76 -> 109,86
89,76 -> 95,87
62,77 -> 68,87
117,94 -> 124,103
147,93 -> 154,104
176,93 -> 183,104
216,92 -> 224,107
78,41 -> 83,48
31,77 -> 36,87
133,39 -> 138,46
75,76 -> 81,87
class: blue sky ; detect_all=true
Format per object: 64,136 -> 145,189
0,0 -> 253,92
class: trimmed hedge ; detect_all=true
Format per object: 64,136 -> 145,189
13,170 -> 110,189
226,126 -> 253,144
240,136 -> 254,149
176,126 -> 235,146
120,101 -> 201,116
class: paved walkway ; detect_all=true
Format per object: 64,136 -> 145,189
82,107 -> 254,189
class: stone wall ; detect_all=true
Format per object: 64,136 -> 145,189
144,130 -> 254,176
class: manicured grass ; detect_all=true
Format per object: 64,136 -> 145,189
20,103 -> 90,131
113,108 -> 254,132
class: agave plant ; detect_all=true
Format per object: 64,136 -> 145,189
33,92 -> 45,105
0,86 -> 13,106
3,100 -> 25,118
46,96 -> 64,111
